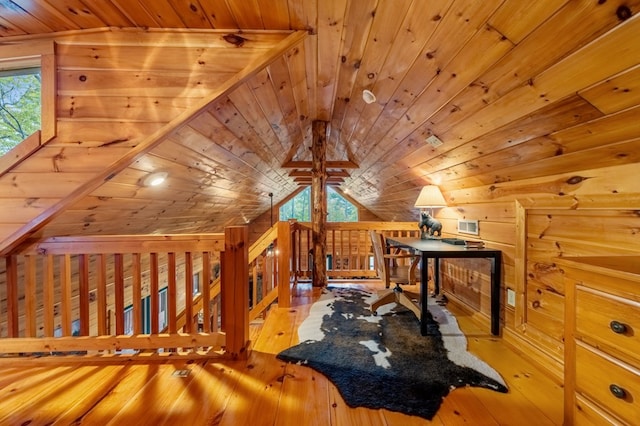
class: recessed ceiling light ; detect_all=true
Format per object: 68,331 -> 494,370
362,89 -> 376,104
144,171 -> 167,187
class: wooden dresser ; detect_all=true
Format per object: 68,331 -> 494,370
557,257 -> 640,425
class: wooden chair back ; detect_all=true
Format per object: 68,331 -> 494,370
369,231 -> 419,287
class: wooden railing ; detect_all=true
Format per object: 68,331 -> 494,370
291,221 -> 420,281
0,221 -> 417,360
0,233 -> 228,357
247,221 -> 291,320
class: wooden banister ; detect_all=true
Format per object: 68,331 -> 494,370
0,222 -> 419,360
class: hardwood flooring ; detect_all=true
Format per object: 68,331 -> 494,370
0,282 -> 563,425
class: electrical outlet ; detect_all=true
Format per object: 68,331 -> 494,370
507,289 -> 516,307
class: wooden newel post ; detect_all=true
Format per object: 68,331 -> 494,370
221,225 -> 250,359
311,120 -> 328,287
277,221 -> 292,308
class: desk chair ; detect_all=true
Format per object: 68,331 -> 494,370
369,231 -> 421,319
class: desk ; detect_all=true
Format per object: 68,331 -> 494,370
386,237 -> 502,336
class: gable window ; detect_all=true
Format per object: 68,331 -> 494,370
327,187 -> 358,222
279,186 -> 358,222
280,186 -> 311,222
0,68 -> 41,155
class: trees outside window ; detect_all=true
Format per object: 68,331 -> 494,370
327,186 -> 358,222
0,69 -> 41,155
280,187 -> 311,222
279,186 -> 358,222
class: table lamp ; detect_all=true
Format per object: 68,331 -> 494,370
414,185 -> 446,239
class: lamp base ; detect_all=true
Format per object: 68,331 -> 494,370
420,232 -> 440,240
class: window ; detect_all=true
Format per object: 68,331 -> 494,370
280,186 -> 311,221
158,288 -> 168,332
123,306 -> 134,335
327,187 -> 358,222
193,272 -> 200,296
0,40 -> 55,167
0,68 -> 41,155
278,186 -> 358,222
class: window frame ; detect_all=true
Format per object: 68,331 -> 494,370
0,40 -> 56,175
278,185 -> 359,222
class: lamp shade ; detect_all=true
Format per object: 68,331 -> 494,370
414,185 -> 446,208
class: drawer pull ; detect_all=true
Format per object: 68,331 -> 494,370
609,384 -> 627,399
609,320 -> 627,334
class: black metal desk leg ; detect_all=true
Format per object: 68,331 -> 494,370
433,257 -> 440,295
420,253 -> 430,335
490,253 -> 501,336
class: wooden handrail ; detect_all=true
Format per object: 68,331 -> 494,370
0,221 -> 420,360
0,233 -> 227,358
290,221 -> 420,280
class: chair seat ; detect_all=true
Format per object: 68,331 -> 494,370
387,265 -> 418,288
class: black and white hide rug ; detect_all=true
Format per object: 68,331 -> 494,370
276,287 -> 508,420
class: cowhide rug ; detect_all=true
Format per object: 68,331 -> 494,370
277,286 -> 508,420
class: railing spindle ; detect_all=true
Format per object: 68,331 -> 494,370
96,254 -> 107,336
25,255 -> 37,337
150,253 -> 159,334
60,254 -> 72,336
78,254 -> 90,336
184,252 -> 193,334
167,252 -> 177,334
114,253 -> 124,336
42,255 -> 55,338
132,253 -> 142,334
202,251 -> 211,333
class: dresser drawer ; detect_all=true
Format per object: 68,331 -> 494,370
576,343 -> 640,425
576,286 -> 640,364
575,394 -> 627,426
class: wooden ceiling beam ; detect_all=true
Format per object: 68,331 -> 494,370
288,169 -> 350,178
328,170 -> 350,178
282,160 -> 359,169
294,177 -> 344,185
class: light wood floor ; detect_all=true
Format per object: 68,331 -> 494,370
0,282 -> 563,425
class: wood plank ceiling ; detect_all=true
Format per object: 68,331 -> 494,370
0,0 -> 639,243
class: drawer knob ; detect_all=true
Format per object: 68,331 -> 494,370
609,384 -> 627,399
610,320 -> 627,334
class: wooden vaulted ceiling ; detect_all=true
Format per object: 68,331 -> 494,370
0,0 -> 639,251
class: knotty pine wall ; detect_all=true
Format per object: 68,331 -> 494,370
438,161 -> 640,379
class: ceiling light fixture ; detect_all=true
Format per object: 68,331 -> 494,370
144,171 -> 168,187
362,89 -> 376,104
425,134 -> 444,147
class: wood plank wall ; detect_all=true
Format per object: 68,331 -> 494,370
438,161 -> 640,378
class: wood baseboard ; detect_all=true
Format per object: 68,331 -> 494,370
444,292 -> 564,383
502,328 -> 564,382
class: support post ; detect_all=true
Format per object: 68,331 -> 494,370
277,221 -> 292,308
222,225 -> 250,359
5,255 -> 19,337
311,120 -> 328,287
